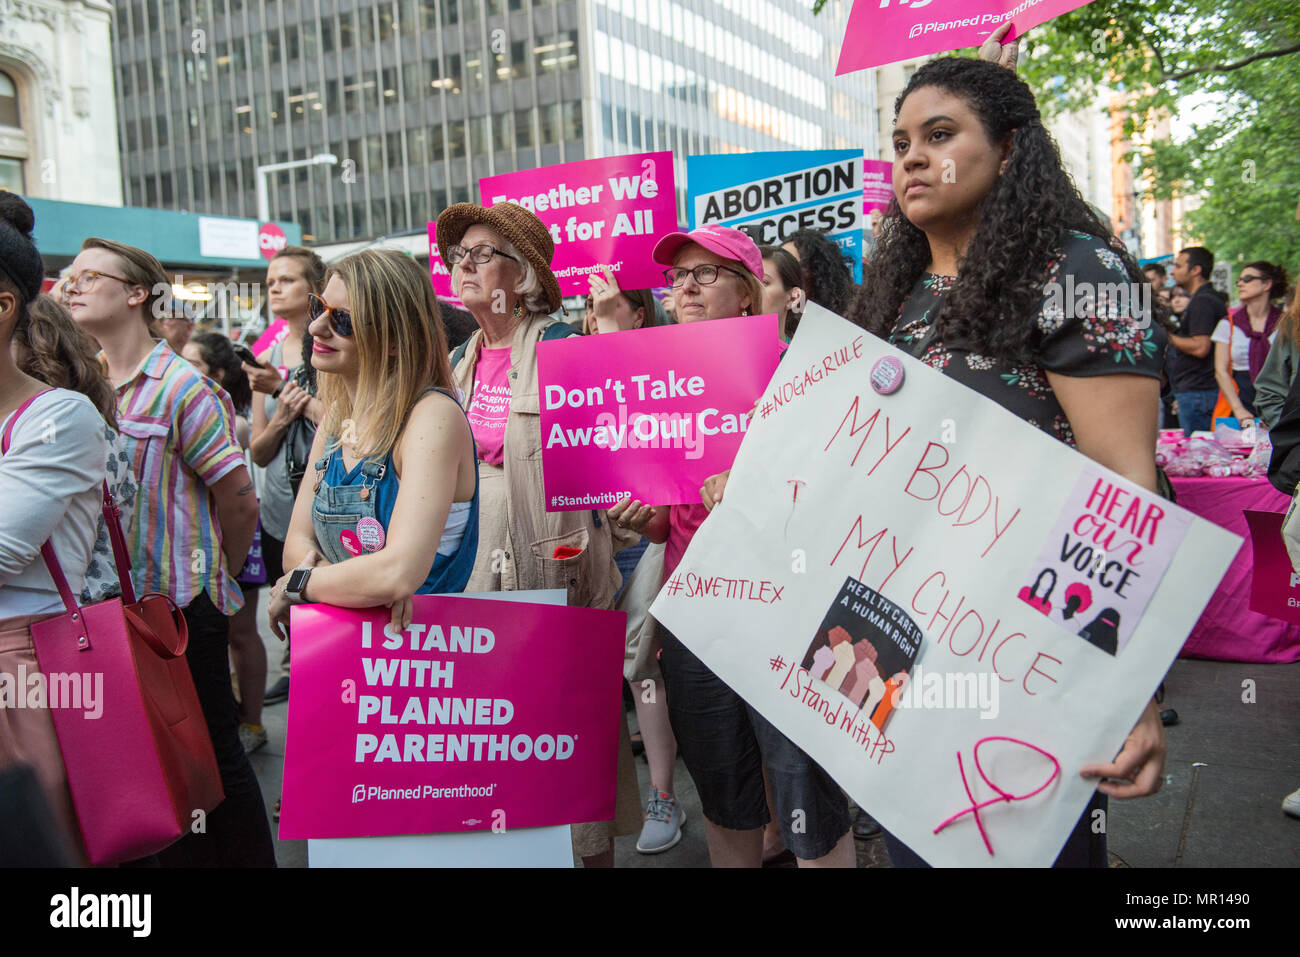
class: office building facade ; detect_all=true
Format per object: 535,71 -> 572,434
111,0 -> 876,244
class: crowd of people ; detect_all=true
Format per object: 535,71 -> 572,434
2,37 -> 1297,869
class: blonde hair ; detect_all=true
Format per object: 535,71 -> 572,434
317,249 -> 453,461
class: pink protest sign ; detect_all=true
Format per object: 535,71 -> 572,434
480,151 -> 676,297
836,0 -> 1097,75
536,315 -> 784,512
426,225 -> 464,307
1017,464 -> 1193,656
279,596 -> 625,839
1244,509 -> 1300,624
863,159 -> 893,216
251,318 -> 289,358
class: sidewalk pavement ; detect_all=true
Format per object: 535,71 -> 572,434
245,591 -> 1299,868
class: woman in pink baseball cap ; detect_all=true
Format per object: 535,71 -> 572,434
608,225 -> 855,869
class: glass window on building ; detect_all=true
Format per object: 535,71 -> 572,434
421,0 -> 438,30
491,110 -> 513,153
382,67 -> 399,102
0,158 -> 22,193
465,56 -> 485,92
469,115 -> 489,155
442,0 -> 458,26
125,119 -> 138,151
507,40 -> 528,80
322,18 -> 335,53
407,127 -> 426,166
269,31 -> 281,65
371,199 -> 387,233
366,136 -> 384,172
538,104 -> 558,145
362,7 -> 377,47
562,101 -> 581,143
352,200 -> 368,235
514,108 -> 534,149
403,63 -> 422,99
386,130 -> 402,162
429,123 -> 445,158
339,11 -> 355,49
303,24 -> 317,59
447,118 -> 466,157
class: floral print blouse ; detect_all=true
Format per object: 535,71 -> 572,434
888,230 -> 1166,446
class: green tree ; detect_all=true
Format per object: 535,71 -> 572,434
820,0 -> 1300,267
994,0 -> 1299,268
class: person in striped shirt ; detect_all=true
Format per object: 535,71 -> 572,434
66,237 -> 273,868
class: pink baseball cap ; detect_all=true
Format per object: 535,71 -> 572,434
652,224 -> 763,279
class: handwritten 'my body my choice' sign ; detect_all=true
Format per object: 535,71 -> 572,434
537,315 -> 784,512
279,596 -> 624,839
836,0 -> 1098,74
480,151 -> 675,296
688,151 -> 864,282
651,304 -> 1238,867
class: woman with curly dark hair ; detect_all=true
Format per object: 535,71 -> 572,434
783,229 -> 856,318
842,55 -> 1170,868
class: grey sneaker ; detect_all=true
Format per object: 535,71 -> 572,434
239,723 -> 268,754
636,789 -> 685,854
1284,788 -> 1300,819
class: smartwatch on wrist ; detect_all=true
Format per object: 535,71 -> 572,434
285,566 -> 313,603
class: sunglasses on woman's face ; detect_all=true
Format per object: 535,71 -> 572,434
307,294 -> 354,336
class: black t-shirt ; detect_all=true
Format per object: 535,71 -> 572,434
1166,283 -> 1225,392
888,230 -> 1166,447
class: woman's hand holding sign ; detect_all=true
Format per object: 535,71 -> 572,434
587,269 -> 625,335
1079,698 -> 1167,798
610,498 -> 668,542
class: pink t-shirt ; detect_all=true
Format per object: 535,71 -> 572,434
467,346 -> 513,467
664,502 -> 710,583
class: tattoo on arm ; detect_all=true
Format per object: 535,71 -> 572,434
237,482 -> 255,496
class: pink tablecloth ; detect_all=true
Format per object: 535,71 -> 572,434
1171,476 -> 1300,663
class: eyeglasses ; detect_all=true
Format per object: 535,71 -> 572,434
445,243 -> 520,266
307,294 -> 354,337
662,263 -> 749,288
60,269 -> 135,297
1236,274 -> 1265,284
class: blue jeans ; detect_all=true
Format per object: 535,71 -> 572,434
1174,388 -> 1219,436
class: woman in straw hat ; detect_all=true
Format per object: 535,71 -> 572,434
437,201 -> 641,867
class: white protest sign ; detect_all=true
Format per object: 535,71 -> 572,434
650,304 -> 1238,867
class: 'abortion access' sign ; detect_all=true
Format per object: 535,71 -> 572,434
651,303 -> 1237,867
536,315 -> 784,511
480,151 -> 676,297
280,596 -> 624,839
688,150 -> 865,282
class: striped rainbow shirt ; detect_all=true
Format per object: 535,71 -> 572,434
114,340 -> 247,614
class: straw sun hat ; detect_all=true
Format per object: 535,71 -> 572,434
436,202 -> 563,314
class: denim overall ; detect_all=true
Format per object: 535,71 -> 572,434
310,389 -> 480,594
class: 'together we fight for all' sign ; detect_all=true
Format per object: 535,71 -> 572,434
651,303 -> 1238,867
480,151 -> 677,295
536,315 -> 784,511
280,596 -> 624,839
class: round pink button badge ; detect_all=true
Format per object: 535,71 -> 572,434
339,530 -> 363,556
356,517 -> 386,552
870,356 -> 905,395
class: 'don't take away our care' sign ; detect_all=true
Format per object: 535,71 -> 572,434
651,303 -> 1237,867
